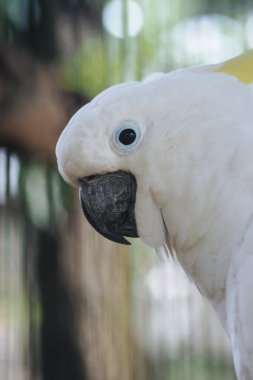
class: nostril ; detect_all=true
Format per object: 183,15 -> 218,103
86,174 -> 99,181
79,174 -> 97,183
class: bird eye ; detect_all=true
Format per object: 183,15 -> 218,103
112,121 -> 142,154
118,128 -> 136,145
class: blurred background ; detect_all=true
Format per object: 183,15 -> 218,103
0,0 -> 252,379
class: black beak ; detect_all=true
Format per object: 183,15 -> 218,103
79,171 -> 138,245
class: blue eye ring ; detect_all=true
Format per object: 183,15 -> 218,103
112,121 -> 143,154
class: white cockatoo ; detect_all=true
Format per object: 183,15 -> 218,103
56,51 -> 253,379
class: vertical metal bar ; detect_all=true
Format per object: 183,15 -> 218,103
121,0 -> 130,80
5,149 -> 10,204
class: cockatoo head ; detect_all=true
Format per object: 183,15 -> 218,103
56,73 -> 170,245
56,69 -> 251,247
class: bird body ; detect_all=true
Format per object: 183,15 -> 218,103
56,51 -> 253,379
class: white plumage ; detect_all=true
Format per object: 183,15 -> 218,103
56,52 -> 253,379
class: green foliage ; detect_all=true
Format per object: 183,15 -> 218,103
147,355 -> 236,380
62,36 -> 109,97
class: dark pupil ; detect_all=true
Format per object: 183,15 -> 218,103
119,128 -> 136,145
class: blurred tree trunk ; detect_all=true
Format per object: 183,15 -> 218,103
62,199 -> 148,380
37,228 -> 88,380
0,46 -> 84,164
